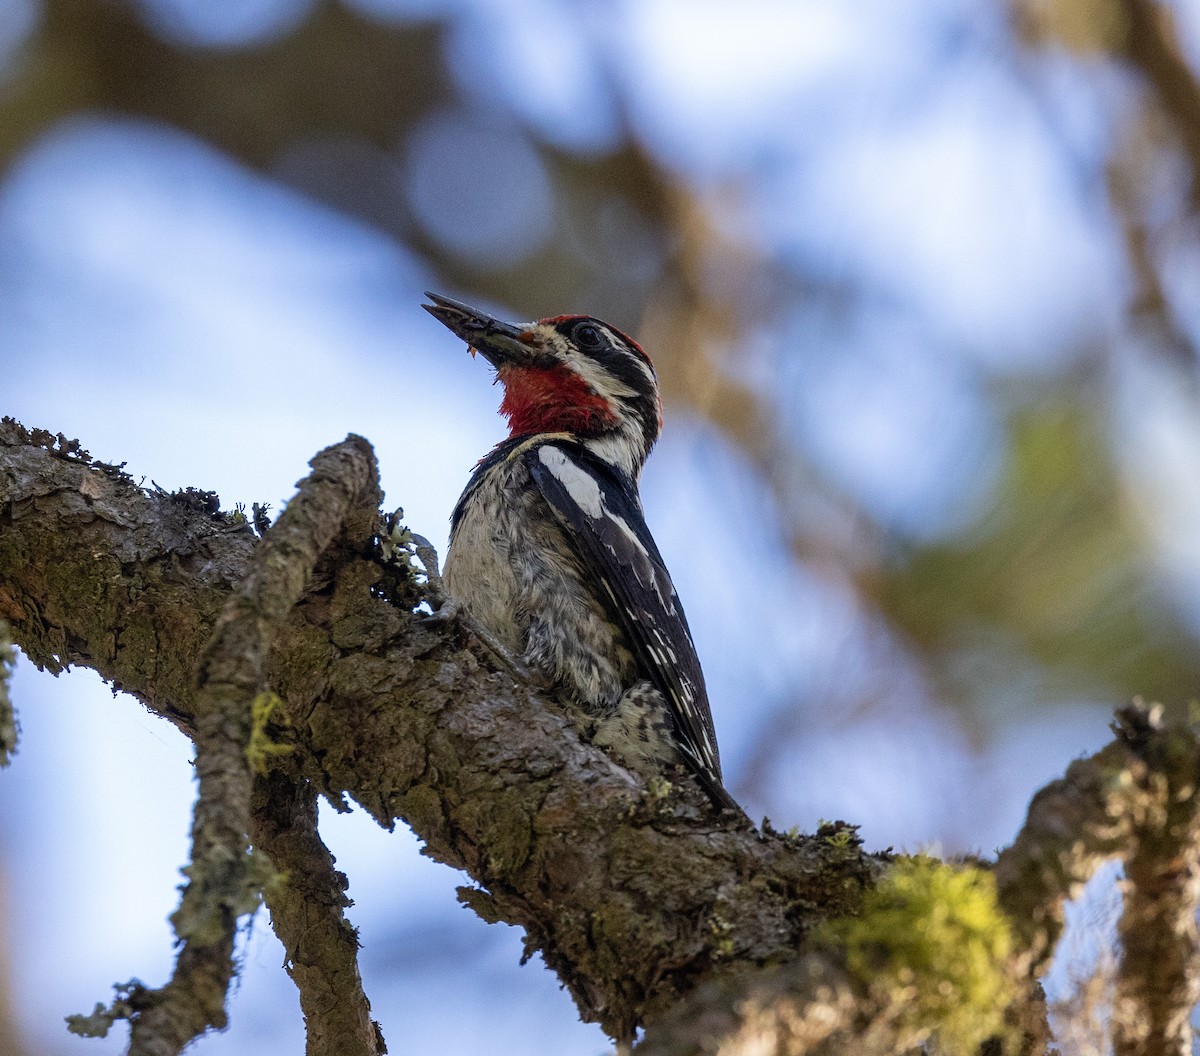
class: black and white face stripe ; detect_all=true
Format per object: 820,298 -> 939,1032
535,317 -> 662,456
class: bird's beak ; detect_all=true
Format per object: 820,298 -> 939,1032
423,291 -> 534,368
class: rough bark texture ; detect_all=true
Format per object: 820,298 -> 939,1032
121,435 -> 386,1055
1109,708 -> 1200,1056
6,418 -> 1200,1055
994,705 -> 1200,1056
0,419 -> 882,1045
251,770 -> 386,1056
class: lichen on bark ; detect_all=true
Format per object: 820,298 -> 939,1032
4,416 -> 1200,1056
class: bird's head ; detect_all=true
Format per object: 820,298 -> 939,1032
424,291 -> 663,478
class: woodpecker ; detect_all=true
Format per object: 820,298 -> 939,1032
423,291 -> 741,815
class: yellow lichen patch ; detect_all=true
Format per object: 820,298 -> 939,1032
820,855 -> 1017,1053
247,691 -> 295,774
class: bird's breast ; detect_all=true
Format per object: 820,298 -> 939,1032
445,451 -> 635,707
444,460 -> 527,654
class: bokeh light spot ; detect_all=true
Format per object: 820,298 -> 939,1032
404,109 -> 554,267
0,0 -> 38,79
137,0 -> 315,49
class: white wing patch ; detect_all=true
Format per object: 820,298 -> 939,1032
527,439 -> 731,801
537,445 -> 677,614
537,445 -> 604,517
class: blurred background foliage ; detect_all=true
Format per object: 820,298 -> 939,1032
4,0 -> 1200,1053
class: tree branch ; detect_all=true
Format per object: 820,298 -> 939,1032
994,703 -> 1200,1054
1109,705 -> 1200,1056
0,418 -> 883,1043
639,853 -> 1025,1056
9,416 -> 1200,1054
1116,0 -> 1200,209
251,770 -> 386,1056
635,955 -> 859,1056
109,436 -> 383,1055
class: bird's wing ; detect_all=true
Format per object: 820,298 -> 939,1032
525,440 -> 735,809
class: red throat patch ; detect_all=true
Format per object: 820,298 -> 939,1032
498,364 -> 618,437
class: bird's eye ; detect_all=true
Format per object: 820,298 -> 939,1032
574,323 -> 603,348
